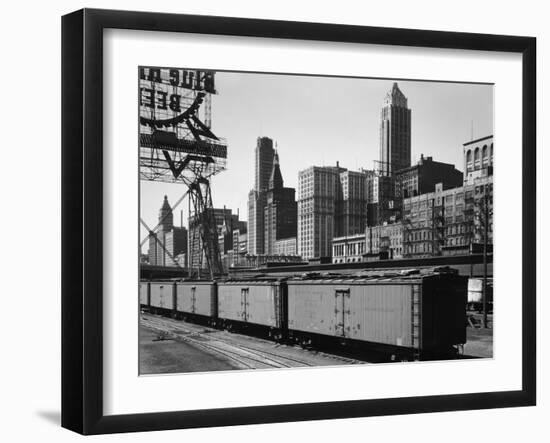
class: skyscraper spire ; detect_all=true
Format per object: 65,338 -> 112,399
379,82 -> 411,176
248,136 -> 275,255
254,136 -> 275,192
383,82 -> 408,108
268,150 -> 284,190
158,195 -> 174,232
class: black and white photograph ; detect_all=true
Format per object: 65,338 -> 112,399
1,0 -> 545,439
138,67 -> 494,374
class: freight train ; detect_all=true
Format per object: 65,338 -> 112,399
140,268 -> 468,361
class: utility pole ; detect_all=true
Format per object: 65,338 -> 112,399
482,183 -> 490,329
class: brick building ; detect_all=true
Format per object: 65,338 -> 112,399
394,154 -> 463,199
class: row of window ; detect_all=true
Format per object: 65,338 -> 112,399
465,143 -> 494,164
333,242 -> 366,257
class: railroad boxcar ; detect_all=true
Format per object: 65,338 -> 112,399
139,281 -> 150,308
175,280 -> 218,324
286,271 -> 467,360
149,281 -> 176,315
217,279 -> 287,338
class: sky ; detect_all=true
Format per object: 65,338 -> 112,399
140,71 -> 493,247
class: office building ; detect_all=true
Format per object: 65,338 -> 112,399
394,154 -> 463,199
297,164 -> 344,259
263,152 -> 298,254
148,195 -> 188,267
463,135 -> 494,185
273,237 -> 297,256
402,176 -> 493,257
332,233 -> 366,264
366,172 -> 397,226
336,170 -> 368,237
379,82 -> 411,176
247,137 -> 276,255
365,222 -> 404,259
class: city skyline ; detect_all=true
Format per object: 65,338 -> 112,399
140,72 -> 493,247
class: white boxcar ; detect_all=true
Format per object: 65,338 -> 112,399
217,280 -> 285,328
287,273 -> 466,354
287,279 -> 417,348
176,281 -> 217,317
139,281 -> 149,306
149,281 -> 175,311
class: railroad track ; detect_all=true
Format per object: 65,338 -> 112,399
141,314 -> 363,369
142,315 -> 315,369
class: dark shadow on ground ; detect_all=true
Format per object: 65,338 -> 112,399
36,410 -> 60,425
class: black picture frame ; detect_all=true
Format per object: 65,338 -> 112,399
61,8 -> 536,435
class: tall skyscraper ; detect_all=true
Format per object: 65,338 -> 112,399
255,137 -> 275,192
247,136 -> 275,255
148,196 -> 187,267
379,82 -> 411,176
264,152 -> 297,254
158,195 -> 173,232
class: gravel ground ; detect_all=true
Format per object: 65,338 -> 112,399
462,312 -> 493,358
139,325 -> 238,374
463,326 -> 493,358
140,314 -> 363,375
139,313 -> 493,375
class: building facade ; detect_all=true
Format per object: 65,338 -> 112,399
402,176 -> 493,257
365,222 -> 404,259
297,165 -> 343,260
255,136 -> 275,192
228,227 -> 248,268
366,172 -> 398,226
463,135 -> 494,185
336,170 -> 368,237
394,154 -> 463,199
247,190 -> 264,256
332,233 -> 367,264
365,135 -> 495,259
298,164 -> 382,260
247,137 -> 276,255
263,152 -> 298,254
232,226 -> 248,255
379,82 -> 412,176
229,253 -> 303,269
148,196 -> 188,267
273,237 -> 297,256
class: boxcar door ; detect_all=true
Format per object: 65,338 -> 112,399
159,284 -> 165,308
190,286 -> 196,314
343,289 -> 351,337
335,288 -> 350,337
240,287 -> 249,322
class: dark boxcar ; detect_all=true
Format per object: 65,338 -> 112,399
217,280 -> 287,335
149,281 -> 176,315
176,280 -> 217,321
286,271 -> 467,360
